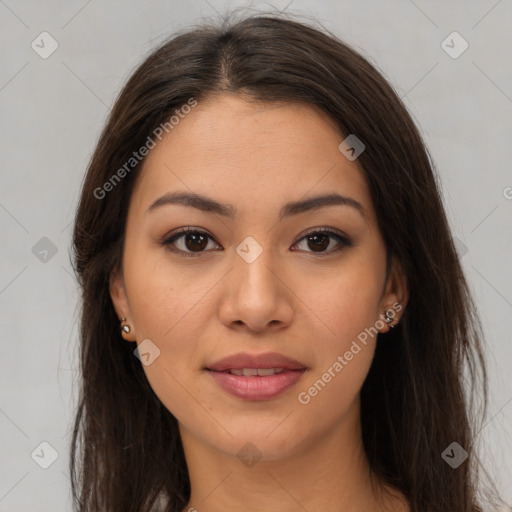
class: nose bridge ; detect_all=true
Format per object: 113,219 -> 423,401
219,234 -> 293,331
235,234 -> 280,300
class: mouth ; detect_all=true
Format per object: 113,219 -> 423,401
214,367 -> 288,376
205,352 -> 308,401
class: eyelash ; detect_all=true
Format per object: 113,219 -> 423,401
160,226 -> 353,258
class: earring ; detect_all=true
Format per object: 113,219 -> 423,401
120,318 -> 131,333
121,318 -> 132,341
384,309 -> 397,329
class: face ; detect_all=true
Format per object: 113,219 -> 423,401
110,93 -> 407,462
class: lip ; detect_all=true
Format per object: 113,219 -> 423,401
206,351 -> 307,372
205,352 -> 307,401
207,368 -> 307,400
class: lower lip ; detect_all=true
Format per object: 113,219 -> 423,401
207,369 -> 306,400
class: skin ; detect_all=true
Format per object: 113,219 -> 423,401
110,93 -> 410,512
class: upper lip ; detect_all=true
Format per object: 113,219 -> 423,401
206,352 -> 307,371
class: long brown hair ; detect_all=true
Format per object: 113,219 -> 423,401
70,10 -> 501,512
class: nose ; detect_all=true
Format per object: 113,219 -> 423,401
218,244 -> 294,333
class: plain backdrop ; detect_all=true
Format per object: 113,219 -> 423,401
0,1 -> 511,510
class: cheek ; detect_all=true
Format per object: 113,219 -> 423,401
121,249 -> 202,408
295,289 -> 380,425
292,258 -> 383,407
124,244 -> 211,339
295,259 -> 383,355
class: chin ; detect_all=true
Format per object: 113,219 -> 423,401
188,419 -> 313,463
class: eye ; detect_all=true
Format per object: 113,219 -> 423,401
292,228 -> 353,254
160,227 -> 353,257
161,227 -> 220,257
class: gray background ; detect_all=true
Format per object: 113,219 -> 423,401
1,1 -> 511,510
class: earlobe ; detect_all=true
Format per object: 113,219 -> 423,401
109,268 -> 136,341
119,317 -> 135,341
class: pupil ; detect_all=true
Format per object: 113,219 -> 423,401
309,234 -> 328,251
186,233 -> 207,251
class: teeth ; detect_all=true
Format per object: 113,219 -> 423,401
228,368 -> 286,376
257,368 -> 280,376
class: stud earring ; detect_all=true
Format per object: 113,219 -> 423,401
384,309 -> 397,329
120,317 -> 131,334
121,318 -> 132,341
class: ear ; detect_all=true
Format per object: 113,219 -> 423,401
109,266 -> 136,341
378,256 -> 409,332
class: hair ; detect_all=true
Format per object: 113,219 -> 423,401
69,9 -> 503,512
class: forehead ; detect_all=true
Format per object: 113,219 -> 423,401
129,93 -> 375,224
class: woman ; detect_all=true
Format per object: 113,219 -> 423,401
70,11 -> 502,512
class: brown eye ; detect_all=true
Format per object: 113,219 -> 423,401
305,233 -> 330,252
161,227 -> 352,257
292,229 -> 353,254
182,231 -> 208,251
162,228 -> 220,257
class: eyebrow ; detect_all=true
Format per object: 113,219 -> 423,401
146,191 -> 366,221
